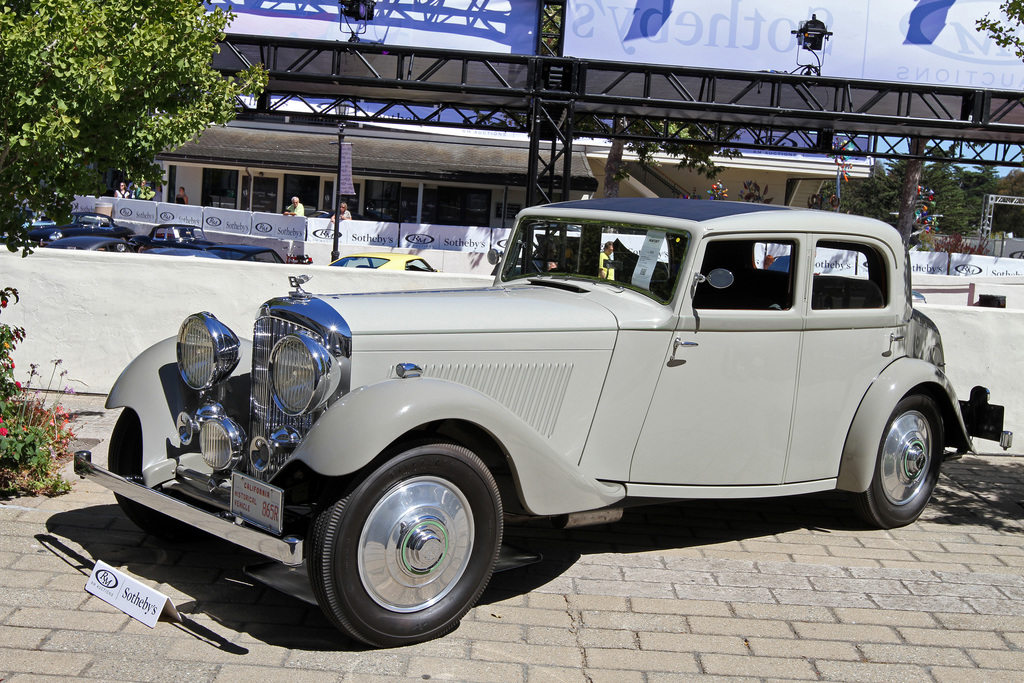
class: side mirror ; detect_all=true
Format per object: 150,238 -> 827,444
486,248 -> 503,266
707,268 -> 734,289
694,268 -> 734,290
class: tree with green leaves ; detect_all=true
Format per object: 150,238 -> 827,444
841,161 -> 997,237
978,2 -> 1024,55
976,3 -> 1024,235
0,0 -> 267,253
993,170 -> 1024,234
599,120 -> 724,198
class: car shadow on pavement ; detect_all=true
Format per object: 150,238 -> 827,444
488,455 -> 1024,602
43,456 -> 1023,651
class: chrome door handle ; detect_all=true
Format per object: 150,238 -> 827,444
887,332 -> 905,355
670,337 -> 698,361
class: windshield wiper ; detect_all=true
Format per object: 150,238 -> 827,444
526,277 -> 590,293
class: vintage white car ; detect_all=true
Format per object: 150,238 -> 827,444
76,198 -> 1010,647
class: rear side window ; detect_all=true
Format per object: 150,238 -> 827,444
812,241 -> 887,310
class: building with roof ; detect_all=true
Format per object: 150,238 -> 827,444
155,118 -> 868,227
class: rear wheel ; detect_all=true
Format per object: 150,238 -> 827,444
852,395 -> 943,529
307,440 -> 502,647
108,410 -> 203,541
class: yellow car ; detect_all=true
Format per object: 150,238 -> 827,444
329,252 -> 436,272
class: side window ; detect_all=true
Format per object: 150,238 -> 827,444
692,239 -> 796,310
812,241 -> 887,310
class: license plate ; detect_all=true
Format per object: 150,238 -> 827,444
231,471 -> 284,535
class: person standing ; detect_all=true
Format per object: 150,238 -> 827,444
283,196 -> 305,217
329,202 -> 352,225
175,187 -> 189,205
599,241 -> 615,279
115,182 -> 131,198
134,180 -> 155,200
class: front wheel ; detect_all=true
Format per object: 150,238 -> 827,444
307,440 -> 503,647
852,395 -> 944,529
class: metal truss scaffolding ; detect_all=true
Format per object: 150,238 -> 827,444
216,35 -> 1024,206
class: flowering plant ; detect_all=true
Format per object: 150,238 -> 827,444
0,287 -> 74,495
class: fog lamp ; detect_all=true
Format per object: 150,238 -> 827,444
200,417 -> 246,471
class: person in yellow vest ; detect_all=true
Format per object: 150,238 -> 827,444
599,241 -> 615,279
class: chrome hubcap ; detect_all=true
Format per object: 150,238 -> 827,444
358,477 -> 473,613
880,411 -> 932,506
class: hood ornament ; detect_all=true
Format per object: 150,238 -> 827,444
288,275 -> 312,299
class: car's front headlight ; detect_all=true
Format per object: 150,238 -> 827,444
177,312 -> 240,390
270,333 -> 339,415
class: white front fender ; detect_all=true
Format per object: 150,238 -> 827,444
293,377 -> 625,516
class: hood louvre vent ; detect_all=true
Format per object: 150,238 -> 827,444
422,362 -> 572,438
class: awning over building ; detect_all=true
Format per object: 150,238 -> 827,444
158,124 -> 598,191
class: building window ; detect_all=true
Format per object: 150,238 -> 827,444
251,177 -> 278,214
202,168 -> 239,209
400,186 -> 419,222
283,174 -> 321,213
365,180 -> 400,222
421,187 -> 493,226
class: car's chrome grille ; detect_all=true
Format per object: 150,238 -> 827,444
247,315 -> 318,480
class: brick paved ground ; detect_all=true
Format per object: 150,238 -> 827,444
1,393 -> 1022,682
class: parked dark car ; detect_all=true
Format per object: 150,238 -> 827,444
143,242 -> 284,263
27,212 -> 133,245
142,247 -> 221,259
25,209 -> 56,230
131,224 -> 218,251
204,244 -> 284,263
44,236 -> 136,253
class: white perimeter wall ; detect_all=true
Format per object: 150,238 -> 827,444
2,249 -> 490,394
3,250 -> 1020,456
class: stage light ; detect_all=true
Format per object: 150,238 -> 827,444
340,0 -> 375,21
793,14 -> 832,53
790,14 -> 833,75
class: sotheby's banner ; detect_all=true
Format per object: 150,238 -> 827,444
563,0 -> 1020,88
214,0 -> 539,55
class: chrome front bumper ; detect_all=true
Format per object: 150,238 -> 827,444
74,451 -> 304,566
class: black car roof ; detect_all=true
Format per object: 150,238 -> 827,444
206,244 -> 269,254
151,223 -> 201,231
44,235 -> 127,247
541,198 -> 792,222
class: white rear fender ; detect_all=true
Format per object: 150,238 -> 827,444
837,358 -> 970,493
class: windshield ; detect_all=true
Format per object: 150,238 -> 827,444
500,218 -> 690,303
332,256 -> 387,268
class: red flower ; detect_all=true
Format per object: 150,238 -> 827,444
0,427 -> 8,437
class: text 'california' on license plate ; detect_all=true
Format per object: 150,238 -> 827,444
231,471 -> 284,535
